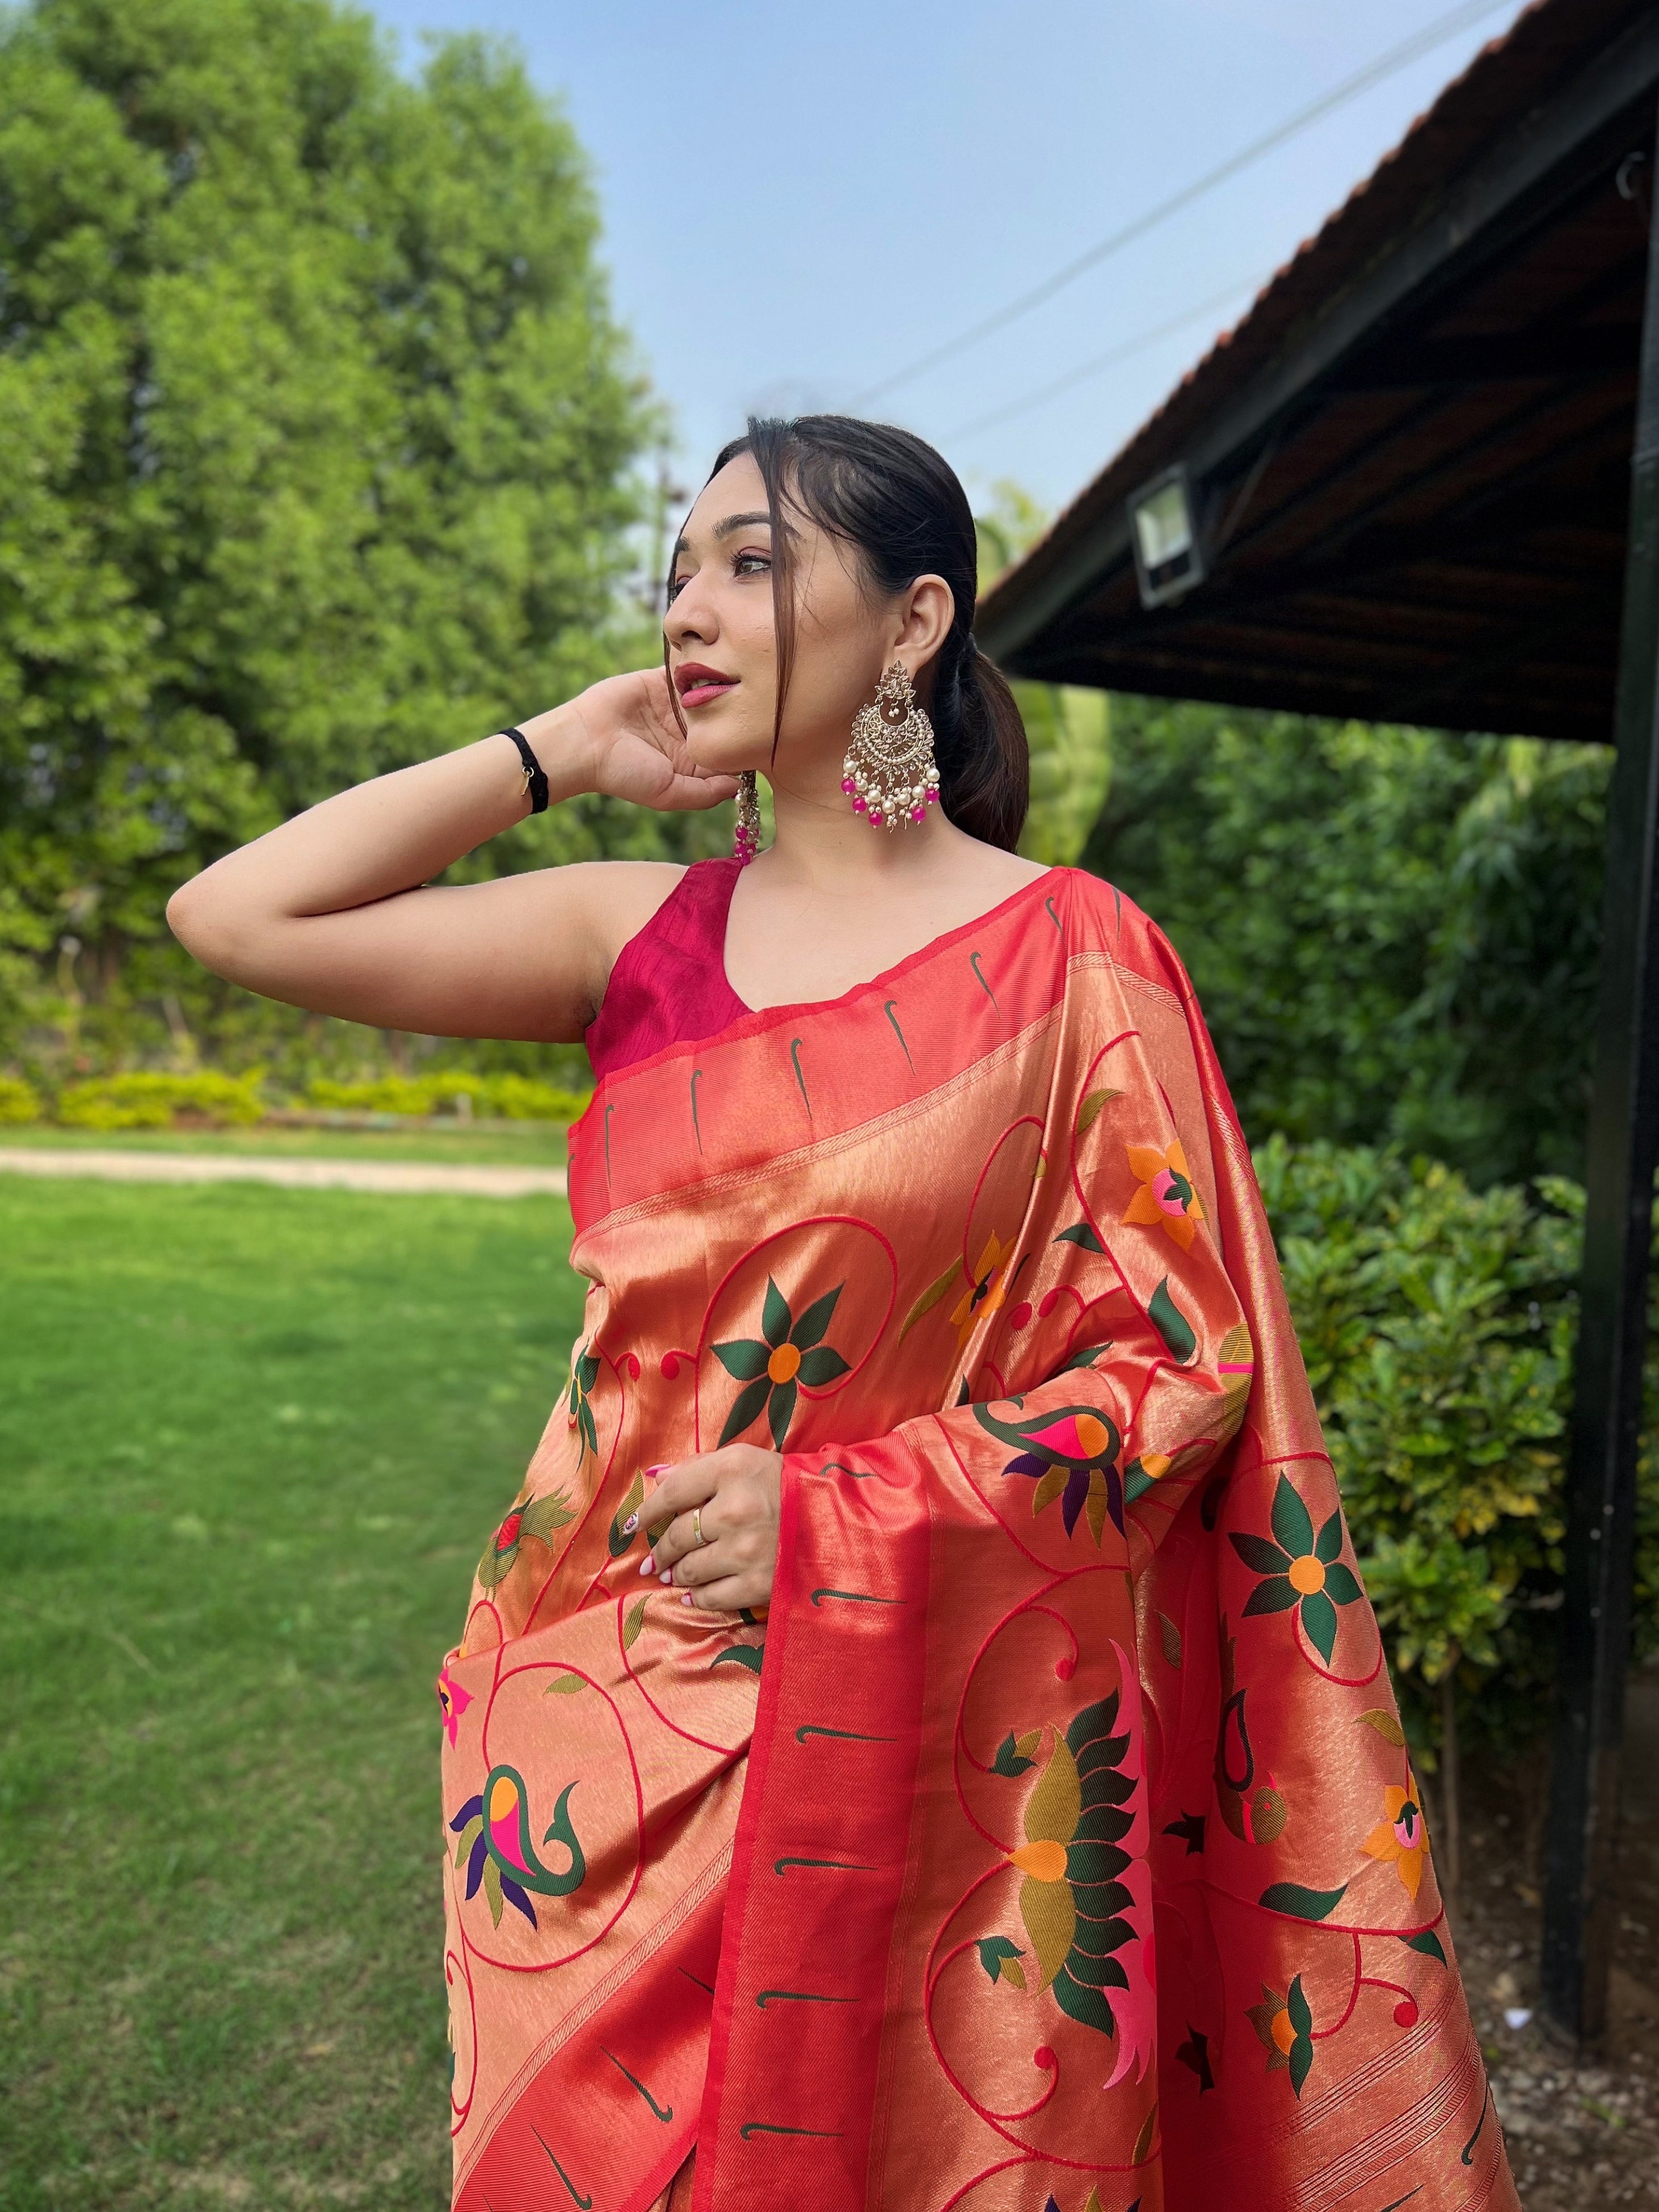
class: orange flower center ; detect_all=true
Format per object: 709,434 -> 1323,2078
1073,1413 -> 1110,1459
1287,1554 -> 1326,1595
767,1342 -> 801,1384
1009,1838 -> 1069,1883
1271,2008 -> 1297,2055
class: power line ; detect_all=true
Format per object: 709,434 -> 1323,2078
945,272 -> 1269,444
853,0 -> 1520,408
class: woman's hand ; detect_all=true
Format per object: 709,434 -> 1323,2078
624,1445 -> 783,1613
553,668 -> 740,815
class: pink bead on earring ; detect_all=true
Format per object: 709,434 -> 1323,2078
733,771 -> 761,865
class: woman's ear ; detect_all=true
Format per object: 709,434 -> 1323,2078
892,574 -> 955,674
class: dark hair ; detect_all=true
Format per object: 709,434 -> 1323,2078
677,414 -> 1029,852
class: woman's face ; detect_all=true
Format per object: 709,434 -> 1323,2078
663,453 -> 951,792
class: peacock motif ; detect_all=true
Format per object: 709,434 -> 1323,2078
449,1763 -> 586,1930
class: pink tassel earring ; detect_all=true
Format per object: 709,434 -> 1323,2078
841,661 -> 940,830
733,770 -> 761,865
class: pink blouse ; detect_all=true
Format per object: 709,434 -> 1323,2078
584,859 -> 750,1082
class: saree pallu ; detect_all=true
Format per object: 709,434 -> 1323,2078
438,866 -> 1515,2211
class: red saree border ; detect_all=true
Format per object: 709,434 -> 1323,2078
453,1827 -> 734,2201
690,1441 -> 934,2212
454,1882 -> 720,2211
689,1439 -> 802,2203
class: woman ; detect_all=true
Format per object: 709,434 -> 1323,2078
170,416 -> 1513,2211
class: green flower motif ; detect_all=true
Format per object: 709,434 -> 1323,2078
713,1277 -> 850,1449
1229,1474 -> 1362,1663
999,1693 -> 1142,2041
567,1346 -> 600,1460
1246,1973 -> 1315,2096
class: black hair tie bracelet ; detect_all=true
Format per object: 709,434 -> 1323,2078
502,726 -> 549,814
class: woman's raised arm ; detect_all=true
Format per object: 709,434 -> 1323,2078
166,671 -> 739,1043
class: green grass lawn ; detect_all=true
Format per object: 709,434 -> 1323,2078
0,1123 -> 568,1166
0,1178 -> 587,2209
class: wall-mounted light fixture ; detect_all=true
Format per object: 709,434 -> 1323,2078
1129,464 -> 1206,609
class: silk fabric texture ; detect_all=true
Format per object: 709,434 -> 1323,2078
437,866 -> 1515,2211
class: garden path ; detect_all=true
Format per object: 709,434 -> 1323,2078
0,1145 -> 568,1199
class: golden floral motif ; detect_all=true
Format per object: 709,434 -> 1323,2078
1121,1140 -> 1205,1251
1362,1777 -> 1429,1899
950,1232 -> 1014,1349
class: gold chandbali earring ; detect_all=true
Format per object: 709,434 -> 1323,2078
733,769 -> 761,865
842,660 -> 940,831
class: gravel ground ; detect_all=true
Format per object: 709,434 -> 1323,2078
1447,1757 -> 1659,2206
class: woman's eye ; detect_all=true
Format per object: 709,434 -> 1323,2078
733,551 -> 770,578
666,574 -> 689,604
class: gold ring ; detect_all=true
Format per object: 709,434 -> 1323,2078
691,1506 -> 705,1548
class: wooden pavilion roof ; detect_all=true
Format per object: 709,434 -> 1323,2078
974,0 -> 1659,744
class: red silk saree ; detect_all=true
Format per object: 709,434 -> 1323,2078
437,865 -> 1516,2211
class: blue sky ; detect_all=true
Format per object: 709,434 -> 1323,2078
367,0 -> 1532,516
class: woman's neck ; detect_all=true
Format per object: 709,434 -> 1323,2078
760,773 -> 977,899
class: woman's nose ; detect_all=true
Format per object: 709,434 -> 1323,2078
664,572 -> 717,651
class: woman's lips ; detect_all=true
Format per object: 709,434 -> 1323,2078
676,664 -> 738,709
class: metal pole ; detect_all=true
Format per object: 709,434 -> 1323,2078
1540,106 -> 1659,2047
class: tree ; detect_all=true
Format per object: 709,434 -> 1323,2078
1085,698 -> 1609,1184
975,483 -> 1110,869
0,0 -> 660,1071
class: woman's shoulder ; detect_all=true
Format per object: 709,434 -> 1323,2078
559,858 -> 710,968
583,855 -> 748,984
1045,867 -> 1190,986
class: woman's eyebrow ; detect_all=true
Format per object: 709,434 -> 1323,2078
712,511 -> 772,539
671,511 -> 773,564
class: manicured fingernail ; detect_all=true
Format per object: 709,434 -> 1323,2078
644,1463 -> 668,1477
680,1593 -> 693,1606
659,1570 -> 673,1585
639,1554 -> 655,1575
622,1512 -> 638,1533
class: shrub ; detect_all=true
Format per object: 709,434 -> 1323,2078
305,1074 -> 591,1123
482,1075 -> 592,1123
0,1076 -> 43,1124
306,1076 -> 441,1118
56,1071 -> 266,1130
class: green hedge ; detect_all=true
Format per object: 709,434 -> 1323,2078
1256,1136 -> 1658,1762
0,1067 -> 595,1128
56,1071 -> 266,1130
305,1074 -> 591,1122
0,1075 -> 43,1124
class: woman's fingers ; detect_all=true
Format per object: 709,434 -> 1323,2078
656,772 -> 742,813
669,1524 -> 744,1586
633,1460 -> 731,1574
627,1457 -> 716,1544
643,1492 -> 711,1560
621,1444 -> 782,1600
680,1574 -> 759,1613
651,1505 -> 720,1578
